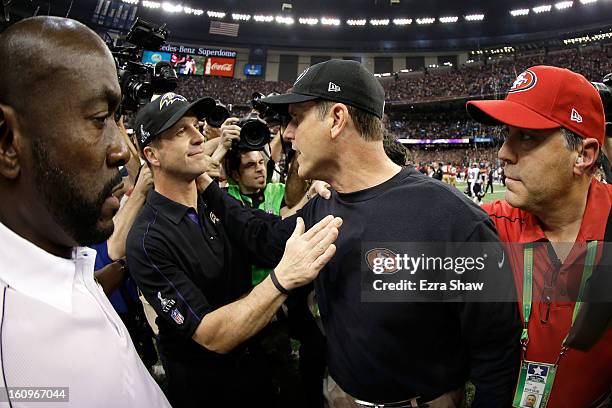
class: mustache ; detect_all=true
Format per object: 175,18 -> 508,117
98,171 -> 123,203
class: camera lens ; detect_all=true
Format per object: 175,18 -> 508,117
125,77 -> 152,102
239,118 -> 271,150
152,62 -> 178,93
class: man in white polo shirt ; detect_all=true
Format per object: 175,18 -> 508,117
0,16 -> 171,407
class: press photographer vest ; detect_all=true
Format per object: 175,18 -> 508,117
227,182 -> 286,285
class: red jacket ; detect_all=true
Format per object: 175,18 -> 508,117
483,179 -> 612,408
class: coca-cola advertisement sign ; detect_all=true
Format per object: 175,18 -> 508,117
204,57 -> 236,78
141,50 -> 237,77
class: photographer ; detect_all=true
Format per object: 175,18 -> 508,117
223,144 -> 327,406
251,94 -> 317,209
224,147 -> 285,235
125,92 -> 342,407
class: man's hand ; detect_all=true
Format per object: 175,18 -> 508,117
107,166 -> 152,261
308,180 -> 332,200
219,117 -> 241,150
132,166 -> 153,199
196,172 -> 214,193
274,215 -> 342,291
204,123 -> 222,140
204,156 -> 222,179
209,118 -> 241,163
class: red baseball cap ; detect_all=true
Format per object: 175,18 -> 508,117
467,65 -> 605,145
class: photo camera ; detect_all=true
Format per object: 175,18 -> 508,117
107,18 -> 178,113
205,99 -> 271,151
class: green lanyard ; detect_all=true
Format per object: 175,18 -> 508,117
521,241 -> 598,360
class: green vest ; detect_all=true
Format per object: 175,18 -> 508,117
227,182 -> 286,285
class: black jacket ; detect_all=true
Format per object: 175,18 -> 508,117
201,168 -> 521,406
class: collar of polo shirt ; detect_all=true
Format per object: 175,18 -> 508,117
0,221 -> 85,314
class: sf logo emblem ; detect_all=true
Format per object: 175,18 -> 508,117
509,70 -> 537,93
365,248 -> 399,274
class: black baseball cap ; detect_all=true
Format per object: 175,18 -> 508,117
134,92 -> 215,149
260,59 -> 386,118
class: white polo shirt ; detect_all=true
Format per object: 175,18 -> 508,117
0,222 -> 171,407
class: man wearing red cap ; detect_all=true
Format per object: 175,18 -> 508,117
467,65 -> 612,407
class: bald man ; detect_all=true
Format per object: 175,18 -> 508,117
0,17 -> 171,407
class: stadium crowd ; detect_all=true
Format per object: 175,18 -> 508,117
176,75 -> 292,107
380,47 -> 611,102
175,46 -> 612,107
405,146 -> 500,168
387,117 -> 504,140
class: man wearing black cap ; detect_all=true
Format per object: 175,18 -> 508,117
125,92 -> 342,407
197,60 -> 521,407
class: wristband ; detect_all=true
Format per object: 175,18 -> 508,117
270,269 -> 291,295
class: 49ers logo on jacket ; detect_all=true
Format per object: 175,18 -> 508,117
365,248 -> 399,274
508,70 -> 538,94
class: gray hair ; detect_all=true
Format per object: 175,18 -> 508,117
560,128 -> 603,171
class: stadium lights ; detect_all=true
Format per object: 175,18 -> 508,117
488,46 -> 515,54
592,32 -> 612,40
416,17 -> 435,24
439,16 -> 459,23
464,14 -> 484,21
207,11 -> 226,18
121,3 -> 603,26
184,6 -> 203,15
554,1 -> 573,9
321,17 -> 341,26
564,35 -> 590,44
142,1 -> 160,8
510,8 -> 530,16
299,17 -> 318,25
232,13 -> 251,21
428,64 -> 439,68
466,59 -> 475,63
400,69 -> 412,72
162,2 -> 182,12
564,31 -> 612,44
347,19 -> 367,25
370,19 -> 390,25
532,5 -> 552,13
254,15 -> 274,22
393,18 -> 412,25
443,62 -> 453,66
275,16 -> 295,25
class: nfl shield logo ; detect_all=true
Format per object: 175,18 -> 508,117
171,309 -> 185,325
